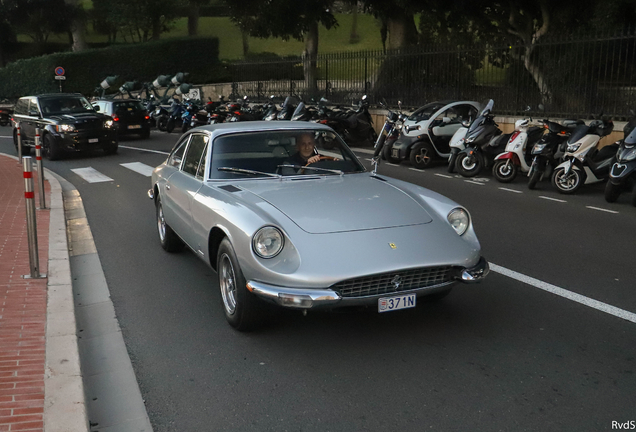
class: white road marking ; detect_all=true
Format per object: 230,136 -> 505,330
70,167 -> 113,183
120,162 -> 155,177
435,174 -> 453,178
586,206 -> 619,214
491,263 -> 636,324
499,187 -> 523,194
539,196 -> 567,203
0,136 -> 12,139
351,148 -> 375,155
364,158 -> 373,161
465,180 -> 484,185
409,168 -> 425,172
386,163 -> 400,166
119,145 -> 170,155
472,177 -> 490,182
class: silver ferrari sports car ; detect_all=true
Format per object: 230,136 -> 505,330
149,121 -> 489,330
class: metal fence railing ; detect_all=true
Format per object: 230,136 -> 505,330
228,29 -> 636,119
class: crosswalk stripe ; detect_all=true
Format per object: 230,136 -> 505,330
70,167 -> 113,183
120,162 -> 155,177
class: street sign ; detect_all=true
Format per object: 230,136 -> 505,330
55,67 -> 65,76
55,76 -> 66,80
187,88 -> 201,100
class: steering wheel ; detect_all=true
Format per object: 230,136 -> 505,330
305,155 -> 338,166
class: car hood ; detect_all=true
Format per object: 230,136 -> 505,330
238,174 -> 433,234
48,112 -> 105,122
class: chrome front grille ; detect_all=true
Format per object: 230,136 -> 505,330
332,266 -> 454,298
74,120 -> 102,130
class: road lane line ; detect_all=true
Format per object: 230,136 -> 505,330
586,206 -> 619,214
70,167 -> 113,183
490,263 -> 636,324
409,168 -> 425,172
0,136 -> 12,139
499,187 -> 522,193
435,174 -> 453,178
465,180 -> 484,185
118,145 -> 170,155
120,162 -> 155,177
386,163 -> 399,166
351,148 -> 375,155
539,196 -> 567,203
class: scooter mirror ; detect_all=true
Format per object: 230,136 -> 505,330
362,95 -> 368,101
462,119 -> 471,127
442,117 -> 451,124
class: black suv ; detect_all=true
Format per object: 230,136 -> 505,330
92,99 -> 151,139
11,93 -> 118,160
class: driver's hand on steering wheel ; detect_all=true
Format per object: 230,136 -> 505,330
307,155 -> 321,164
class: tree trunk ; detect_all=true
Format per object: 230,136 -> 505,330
386,12 -> 417,50
188,2 -> 200,36
349,1 -> 359,44
241,29 -> 250,57
151,17 -> 161,41
303,21 -> 319,95
524,48 -> 552,104
65,0 -> 88,51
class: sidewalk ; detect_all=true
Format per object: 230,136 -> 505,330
0,153 -> 87,432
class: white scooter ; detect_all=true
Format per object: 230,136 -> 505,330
551,118 -> 617,194
491,118 -> 545,183
446,121 -> 470,173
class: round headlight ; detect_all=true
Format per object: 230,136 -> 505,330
447,208 -> 470,236
104,119 -> 114,128
252,226 -> 284,259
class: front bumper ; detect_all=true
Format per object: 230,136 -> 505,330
247,257 -> 489,309
55,130 -> 117,152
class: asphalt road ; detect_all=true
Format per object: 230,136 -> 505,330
1,125 -> 635,432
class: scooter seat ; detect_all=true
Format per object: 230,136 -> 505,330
591,143 -> 619,162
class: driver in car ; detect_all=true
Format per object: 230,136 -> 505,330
287,132 -> 321,166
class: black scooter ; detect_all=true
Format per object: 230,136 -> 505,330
373,100 -> 408,161
455,100 -> 509,177
605,113 -> 636,205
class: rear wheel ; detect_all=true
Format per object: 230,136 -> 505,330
447,150 -> 459,173
492,159 -> 517,183
383,141 -> 401,164
409,142 -> 435,169
552,166 -> 583,194
604,181 -> 621,203
455,151 -> 483,177
166,118 -> 175,133
156,197 -> 185,252
43,134 -> 62,161
217,238 -> 264,331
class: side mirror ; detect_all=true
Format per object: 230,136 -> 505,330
462,119 -> 471,127
442,117 -> 451,124
93,105 -> 100,112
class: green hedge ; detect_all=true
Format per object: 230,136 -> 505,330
0,37 -> 231,100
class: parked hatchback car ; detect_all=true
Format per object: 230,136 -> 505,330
11,93 -> 118,160
92,99 -> 151,139
149,121 -> 489,331
385,100 -> 481,168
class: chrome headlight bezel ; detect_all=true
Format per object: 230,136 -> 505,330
617,146 -> 636,162
464,136 -> 475,144
447,208 -> 470,236
56,124 -> 76,133
567,143 -> 581,153
104,119 -> 114,129
252,226 -> 285,259
532,143 -> 547,154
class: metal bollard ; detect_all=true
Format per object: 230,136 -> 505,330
22,157 -> 43,279
16,122 -> 23,163
34,128 -> 46,209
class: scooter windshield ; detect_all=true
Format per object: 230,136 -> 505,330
567,124 -> 590,144
625,127 -> 636,145
480,100 -> 494,117
291,102 -> 305,118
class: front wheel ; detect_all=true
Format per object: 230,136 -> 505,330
166,118 -> 175,133
383,141 -> 401,164
447,150 -> 459,173
409,142 -> 435,169
43,134 -> 62,161
492,159 -> 517,183
156,197 -> 185,252
181,121 -> 190,134
217,238 -> 264,331
156,117 -> 167,131
604,181 -> 622,203
104,141 -> 118,155
455,151 -> 484,177
551,166 -> 583,194
528,169 -> 542,190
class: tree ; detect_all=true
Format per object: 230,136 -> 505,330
360,0 -> 420,50
223,0 -> 338,93
1,0 -> 72,44
188,0 -> 210,37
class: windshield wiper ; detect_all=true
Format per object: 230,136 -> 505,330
217,167 -> 281,178
277,164 -> 343,175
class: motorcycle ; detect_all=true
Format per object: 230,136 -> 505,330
551,117 -> 617,194
455,100 -> 509,177
527,118 -> 584,189
373,100 -> 408,161
290,100 -> 319,122
322,95 -> 377,147
165,100 -> 186,133
277,96 -> 297,120
491,115 -> 545,183
604,113 -> 636,205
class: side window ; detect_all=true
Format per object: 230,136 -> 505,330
183,134 -> 209,176
196,142 -> 209,179
27,99 -> 40,116
14,99 -> 28,115
168,136 -> 190,168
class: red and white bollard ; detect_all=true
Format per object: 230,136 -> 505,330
16,122 -> 23,163
34,128 -> 46,209
22,157 -> 42,279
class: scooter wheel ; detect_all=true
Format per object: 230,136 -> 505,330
181,122 -> 190,134
492,160 -> 517,183
528,169 -> 542,190
551,166 -> 583,194
455,152 -> 483,177
447,152 -> 458,173
383,142 -> 401,164
604,181 -> 621,203
166,119 -> 175,133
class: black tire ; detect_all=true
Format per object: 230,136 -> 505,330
166,118 -> 175,133
604,181 -> 621,203
492,159 -> 518,183
217,238 -> 264,331
447,151 -> 459,173
156,117 -> 167,131
140,129 -> 150,139
455,151 -> 483,177
181,121 -> 190,134
156,197 -> 185,253
13,129 -> 30,156
104,142 -> 118,155
528,169 -> 542,190
43,134 -> 62,161
383,141 -> 401,164
409,141 -> 435,169
551,166 -> 583,194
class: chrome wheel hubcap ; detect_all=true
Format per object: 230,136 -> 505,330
556,170 -> 579,190
157,204 -> 166,241
219,254 -> 237,315
462,157 -> 477,171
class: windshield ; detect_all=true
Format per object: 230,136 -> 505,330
39,96 -> 95,115
210,130 -> 366,179
407,103 -> 445,122
479,99 -> 494,117
466,100 -> 494,134
113,100 -> 144,113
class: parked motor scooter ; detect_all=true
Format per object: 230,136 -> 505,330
604,112 -> 636,205
455,100 -> 509,177
446,120 -> 471,173
551,116 -> 617,194
373,101 -> 408,160
491,114 -> 545,183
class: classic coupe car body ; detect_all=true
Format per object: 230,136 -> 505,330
149,121 -> 488,330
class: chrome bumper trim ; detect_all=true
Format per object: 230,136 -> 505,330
147,188 -> 154,200
457,257 -> 489,283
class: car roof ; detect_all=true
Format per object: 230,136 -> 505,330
33,93 -> 85,99
193,121 -> 335,139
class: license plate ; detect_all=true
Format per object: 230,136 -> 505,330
88,138 -> 99,143
378,293 -> 416,313
128,125 -> 141,129
392,149 -> 400,158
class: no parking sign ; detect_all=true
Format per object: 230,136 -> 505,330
54,67 -> 66,81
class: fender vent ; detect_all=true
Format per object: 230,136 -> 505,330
218,185 -> 241,193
